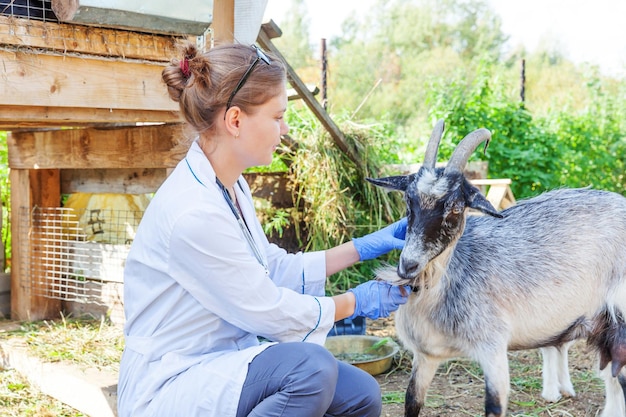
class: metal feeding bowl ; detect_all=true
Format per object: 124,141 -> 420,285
325,335 -> 399,376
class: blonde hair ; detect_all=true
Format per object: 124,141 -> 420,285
162,42 -> 286,134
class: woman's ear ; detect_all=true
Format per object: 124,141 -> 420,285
223,106 -> 241,135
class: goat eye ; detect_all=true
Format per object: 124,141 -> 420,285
446,205 -> 463,218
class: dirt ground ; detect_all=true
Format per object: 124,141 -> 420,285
366,314 -> 607,417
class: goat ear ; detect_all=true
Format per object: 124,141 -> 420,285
463,182 -> 504,218
366,175 -> 410,192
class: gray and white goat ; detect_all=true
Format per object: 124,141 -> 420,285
372,120 -> 626,417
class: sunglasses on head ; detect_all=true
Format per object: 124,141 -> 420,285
223,45 -> 271,120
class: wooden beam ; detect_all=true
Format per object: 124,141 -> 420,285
61,168 -> 169,194
8,124 -> 190,170
257,24 -> 362,168
30,168 -> 62,208
0,15 -> 187,61
10,169 -> 29,321
212,0 -> 235,44
50,0 -> 210,36
10,168 -> 63,321
0,49 -> 177,112
0,106 -> 180,130
469,178 -> 512,186
260,21 -> 282,40
287,84 -> 319,101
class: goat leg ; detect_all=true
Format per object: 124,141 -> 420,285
405,354 -> 440,417
599,365 -> 626,417
541,342 -> 576,402
478,348 -> 510,417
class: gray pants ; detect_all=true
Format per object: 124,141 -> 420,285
236,342 -> 382,417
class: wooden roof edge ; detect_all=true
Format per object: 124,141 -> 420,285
0,15 -> 192,62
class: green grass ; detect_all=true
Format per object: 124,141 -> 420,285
382,390 -> 405,404
0,369 -> 85,417
0,315 -> 122,416
0,315 -> 123,372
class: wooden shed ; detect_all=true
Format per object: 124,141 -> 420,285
2,0 -> 276,322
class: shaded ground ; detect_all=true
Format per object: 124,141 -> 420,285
0,316 -> 609,417
367,315 -> 606,417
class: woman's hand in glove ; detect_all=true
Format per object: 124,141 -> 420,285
352,218 -> 407,261
348,280 -> 411,320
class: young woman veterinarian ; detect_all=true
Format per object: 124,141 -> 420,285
117,42 -> 410,417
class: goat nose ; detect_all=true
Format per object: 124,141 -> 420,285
398,259 -> 420,280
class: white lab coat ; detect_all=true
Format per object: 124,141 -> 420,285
117,140 -> 337,417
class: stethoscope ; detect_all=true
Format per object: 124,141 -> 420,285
185,158 -> 269,275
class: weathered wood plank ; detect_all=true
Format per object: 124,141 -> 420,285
30,168 -> 61,208
212,0 -> 235,44
260,20 -> 282,40
0,273 -> 10,318
10,168 -> 62,321
0,49 -> 177,111
287,84 -> 319,101
0,15 -> 186,61
9,169 -> 28,321
8,124 -> 190,170
0,337 -> 118,416
0,105 -> 181,129
50,0 -> 211,36
61,168 -> 169,194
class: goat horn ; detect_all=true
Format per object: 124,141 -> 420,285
444,128 -> 491,173
422,119 -> 445,169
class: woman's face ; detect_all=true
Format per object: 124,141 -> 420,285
237,88 -> 289,168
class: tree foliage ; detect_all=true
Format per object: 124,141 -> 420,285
279,0 -> 626,200
270,0 -> 315,69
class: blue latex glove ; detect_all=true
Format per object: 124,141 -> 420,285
348,281 -> 411,320
352,218 -> 407,261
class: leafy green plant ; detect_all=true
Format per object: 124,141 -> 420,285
426,64 -> 626,199
261,207 -> 291,238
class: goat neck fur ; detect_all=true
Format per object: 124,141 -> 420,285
370,120 -> 626,417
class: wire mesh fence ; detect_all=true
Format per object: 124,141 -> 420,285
0,0 -> 58,22
18,206 -> 142,305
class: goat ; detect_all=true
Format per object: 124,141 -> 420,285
371,120 -> 626,417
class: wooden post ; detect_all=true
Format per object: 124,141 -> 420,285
212,0 -> 235,44
520,58 -> 526,103
320,38 -> 327,110
10,166 -> 62,321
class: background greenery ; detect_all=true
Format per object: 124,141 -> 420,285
2,0 -> 626,292
266,0 -> 626,291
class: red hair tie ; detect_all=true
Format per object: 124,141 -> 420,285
180,57 -> 191,78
